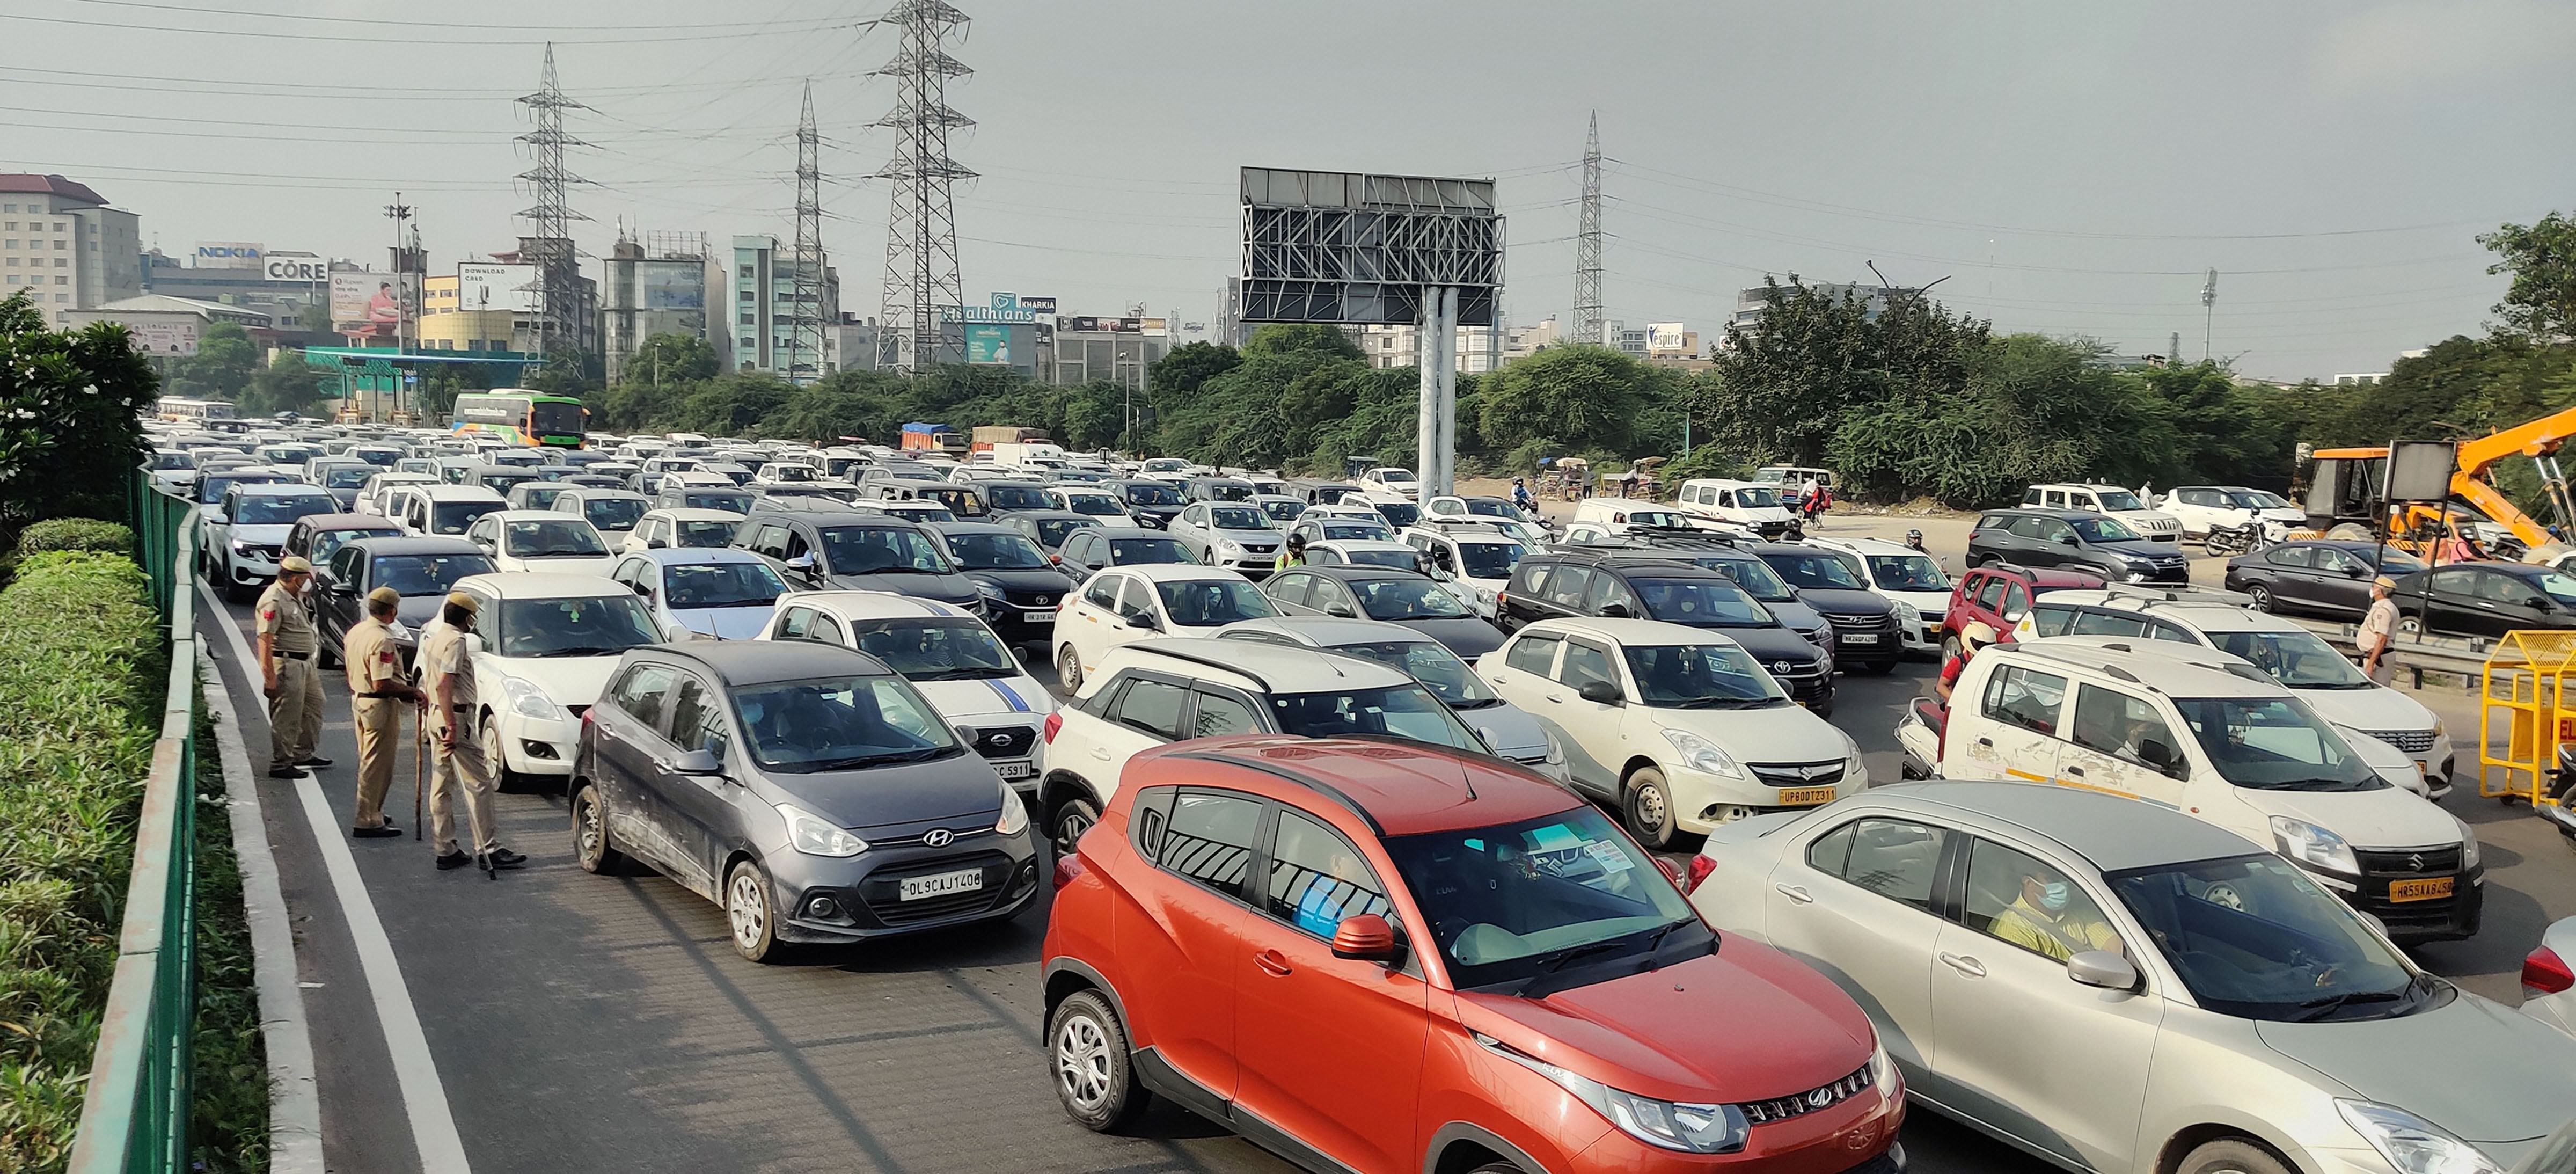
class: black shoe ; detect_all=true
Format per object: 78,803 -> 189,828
435,851 -> 473,871
297,756 -> 334,768
481,847 -> 528,869
352,824 -> 401,839
268,766 -> 308,780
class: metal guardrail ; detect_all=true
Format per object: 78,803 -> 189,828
67,478 -> 200,1173
2294,615 -> 2497,689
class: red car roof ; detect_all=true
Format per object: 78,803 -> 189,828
1123,735 -> 1579,837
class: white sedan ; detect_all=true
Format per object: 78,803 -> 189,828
445,573 -> 667,785
464,510 -> 620,578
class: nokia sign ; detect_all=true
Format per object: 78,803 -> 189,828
192,242 -> 264,270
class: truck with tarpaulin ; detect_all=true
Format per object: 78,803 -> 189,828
900,422 -> 967,455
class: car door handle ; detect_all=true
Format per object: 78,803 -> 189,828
1087,746 -> 1110,761
1253,950 -> 1292,978
1938,952 -> 1987,978
2065,765 -> 2085,778
1775,883 -> 1814,905
1974,737 -> 1993,749
1544,693 -> 1564,704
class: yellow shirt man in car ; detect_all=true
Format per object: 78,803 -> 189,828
1991,873 -> 2125,962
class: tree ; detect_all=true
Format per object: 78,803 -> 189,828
523,345 -> 604,398
239,350 -> 332,417
0,291 -> 158,537
1241,323 -> 1362,362
628,333 -> 721,384
168,320 -> 258,403
1477,345 -> 1651,454
1146,340 -> 1241,400
2479,212 -> 2576,342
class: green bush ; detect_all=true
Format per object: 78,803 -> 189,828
0,551 -> 164,1171
14,518 -> 135,557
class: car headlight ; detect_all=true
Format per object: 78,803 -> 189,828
775,803 -> 868,857
1216,537 -> 1243,555
995,778 -> 1030,835
1476,586 -> 1498,606
1802,624 -> 1833,649
1842,732 -> 1866,783
2337,1100 -> 2505,1174
500,676 -> 567,721
2431,716 -> 2448,739
1476,1033 -> 1748,1154
2455,815 -> 2480,870
2270,815 -> 2360,876
1543,730 -> 1566,766
975,580 -> 1007,602
1896,601 -> 1922,632
1660,728 -> 1745,779
1869,1041 -> 1900,1098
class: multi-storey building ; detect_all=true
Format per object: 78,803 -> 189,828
2,174 -> 141,311
727,235 -> 838,382
602,232 -> 711,382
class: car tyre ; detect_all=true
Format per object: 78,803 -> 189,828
2176,1139 -> 2293,1174
570,783 -> 632,876
1858,658 -> 1898,676
725,859 -> 782,964
2245,583 -> 2274,613
1056,644 -> 1084,694
1623,765 -> 1689,852
1051,792 -> 1101,858
1938,632 -> 1961,663
1049,989 -> 1150,1133
480,713 -> 526,793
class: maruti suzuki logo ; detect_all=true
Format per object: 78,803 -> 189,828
2405,852 -> 2426,872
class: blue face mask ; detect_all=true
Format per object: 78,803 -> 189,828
2039,881 -> 2071,913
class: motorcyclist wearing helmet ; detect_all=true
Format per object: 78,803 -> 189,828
1936,620 -> 1997,705
1283,530 -> 1308,569
1904,529 -> 1927,553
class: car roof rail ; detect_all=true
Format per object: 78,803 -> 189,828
1983,562 -> 2032,577
2089,582 -> 2259,610
1165,747 -> 1388,835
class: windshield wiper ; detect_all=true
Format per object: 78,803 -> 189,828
1447,696 -> 1504,710
2292,987 -> 2409,1022
530,645 -> 630,658
1671,696 -> 1782,710
837,565 -> 933,577
808,746 -> 954,770
1537,937 -> 1636,974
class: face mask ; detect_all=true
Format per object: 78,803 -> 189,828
2039,881 -> 2071,913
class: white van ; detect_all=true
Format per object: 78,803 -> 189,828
1567,497 -> 1709,537
1925,637 -> 2481,943
990,441 -> 1068,471
1674,478 -> 1799,538
2020,483 -> 2184,543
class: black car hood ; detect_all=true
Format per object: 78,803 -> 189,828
824,570 -> 980,607
393,596 -> 444,631
1384,615 -> 1506,659
965,566 -> 1077,595
764,751 -> 1004,832
1792,588 -> 1894,618
2095,538 -> 2180,560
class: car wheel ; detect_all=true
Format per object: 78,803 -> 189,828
1623,766 -> 1682,851
570,784 -> 631,876
1939,632 -> 1961,662
2325,522 -> 2374,542
2176,1139 -> 2292,1174
1056,644 -> 1084,693
1051,793 -> 1101,858
1049,990 -> 1150,1132
480,713 -> 524,793
2398,615 -> 2423,636
2245,583 -> 2274,613
725,859 -> 782,963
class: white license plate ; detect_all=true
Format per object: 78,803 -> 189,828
1841,632 -> 1880,645
995,759 -> 1035,780
899,868 -> 984,901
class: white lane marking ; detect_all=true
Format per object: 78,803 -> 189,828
200,581 -> 474,1174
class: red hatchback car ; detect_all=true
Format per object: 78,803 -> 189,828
1936,563 -> 2104,658
1042,737 -> 1905,1174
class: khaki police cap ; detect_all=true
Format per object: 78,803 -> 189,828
367,586 -> 402,608
2374,576 -> 2397,589
279,555 -> 312,574
445,592 -> 480,614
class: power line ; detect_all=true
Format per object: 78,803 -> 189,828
61,0 -> 856,33
0,9 -> 874,46
516,43 -> 591,354
873,0 -> 974,371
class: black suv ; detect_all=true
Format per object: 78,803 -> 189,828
731,508 -> 984,615
1746,542 -> 1904,673
919,520 -> 1077,647
1967,508 -> 2187,585
1499,553 -> 1836,712
1102,478 -> 1185,529
1556,531 -> 1835,651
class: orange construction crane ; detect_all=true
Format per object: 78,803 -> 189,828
2307,406 -> 2576,550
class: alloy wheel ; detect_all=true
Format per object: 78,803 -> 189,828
728,870 -> 767,952
1053,1013 -> 1113,1113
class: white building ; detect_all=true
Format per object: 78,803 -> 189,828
1350,322 -> 1500,374
727,235 -> 839,382
56,295 -> 272,356
2,174 -> 142,310
602,233 -> 712,383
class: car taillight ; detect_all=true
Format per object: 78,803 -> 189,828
2525,946 -> 2574,996
1053,851 -> 1088,891
1685,854 -> 1716,894
1043,710 -> 1063,744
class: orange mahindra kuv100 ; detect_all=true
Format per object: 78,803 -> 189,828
1041,735 -> 1905,1174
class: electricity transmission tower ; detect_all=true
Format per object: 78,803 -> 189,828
516,42 -> 592,358
1572,111 -> 1605,348
873,0 -> 975,371
790,81 -> 826,383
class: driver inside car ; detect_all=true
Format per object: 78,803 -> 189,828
1992,863 -> 2125,962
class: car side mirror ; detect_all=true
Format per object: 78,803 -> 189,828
1324,603 -> 1357,618
207,510 -> 229,526
785,554 -> 814,572
2359,912 -> 2391,938
330,579 -> 355,596
951,724 -> 977,746
2058,534 -> 2080,546
667,747 -> 722,776
632,581 -> 652,597
2530,596 -> 2555,611
2066,950 -> 2140,991
1329,913 -> 1399,961
1653,857 -> 1686,888
647,536 -> 667,549
1578,680 -> 1623,706
1133,612 -> 1162,632
1599,602 -> 1632,619
2137,737 -> 2185,777
2341,564 -> 2368,579
463,633 -> 485,654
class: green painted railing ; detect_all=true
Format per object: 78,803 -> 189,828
67,476 -> 201,1173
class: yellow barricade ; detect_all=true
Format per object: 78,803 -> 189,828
2479,630 -> 2576,805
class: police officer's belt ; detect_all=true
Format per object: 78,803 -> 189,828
278,650 -> 312,661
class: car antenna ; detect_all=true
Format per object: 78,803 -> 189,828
1457,757 -> 1477,801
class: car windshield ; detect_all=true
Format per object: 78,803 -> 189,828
884,504 -> 955,523
1199,483 -> 1253,502
2213,630 -> 2372,689
494,594 -> 661,658
1155,578 -> 1275,626
1622,643 -> 1792,708
1731,486 -> 1782,509
2072,516 -> 2141,542
1122,482 -> 1183,506
372,553 -> 492,595
1141,459 -> 1189,473
1633,577 -> 1773,627
323,465 -> 375,488
1699,556 -> 1796,601
503,519 -> 607,558
852,617 -> 1017,681
430,501 -> 502,535
1351,577 -> 1471,619
674,519 -> 738,548
986,484 -> 1050,511
765,464 -> 817,482
819,526 -> 954,574
2363,547 -> 2425,572
478,471 -> 537,492
1341,548 -> 1419,570
661,561 -> 784,607
1321,640 -> 1501,709
1258,499 -> 1305,522
922,487 -> 984,516
1319,521 -> 1393,541
945,531 -> 1051,570
1062,493 -> 1125,516
238,494 -> 336,524
731,674 -> 963,773
2228,490 -> 2290,509
1374,502 -> 1422,528
1109,537 -> 1197,566
2109,854 -> 2431,1023
1381,805 -> 1706,995
516,486 -> 566,509
1455,541 -> 1525,580
582,497 -> 647,532
2172,696 -> 2386,791
680,490 -> 753,512
1207,504 -> 1268,530
1620,508 -> 1687,528
2090,489 -> 2146,511
1269,684 -> 1482,752
1865,552 -> 1949,593
1761,550 -> 1869,590
529,399 -> 585,437
310,528 -> 392,566
2536,571 -> 2576,608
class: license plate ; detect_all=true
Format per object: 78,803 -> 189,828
2388,876 -> 2453,903
1840,633 -> 1879,645
1779,787 -> 1836,806
899,868 -> 984,901
994,759 -> 1035,780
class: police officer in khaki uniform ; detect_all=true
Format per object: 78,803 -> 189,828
417,592 -> 525,873
256,556 -> 332,780
343,586 -> 425,839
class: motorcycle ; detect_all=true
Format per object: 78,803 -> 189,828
2204,519 -> 2280,557
2540,745 -> 2576,847
1896,697 -> 1946,780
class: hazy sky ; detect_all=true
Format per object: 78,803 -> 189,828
10,0 -> 2574,379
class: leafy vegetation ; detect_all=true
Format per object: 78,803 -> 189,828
15,519 -> 135,557
0,293 -> 158,548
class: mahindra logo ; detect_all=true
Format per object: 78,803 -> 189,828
923,828 -> 955,848
1807,1088 -> 1834,1109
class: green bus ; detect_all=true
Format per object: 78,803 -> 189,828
451,392 -> 587,448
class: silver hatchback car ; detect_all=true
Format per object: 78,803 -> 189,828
1685,781 -> 2576,1174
